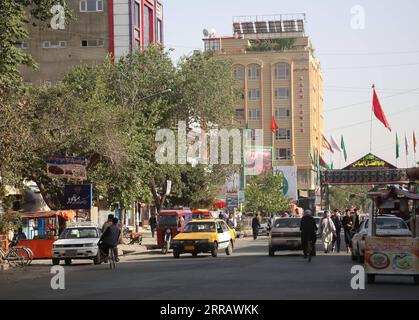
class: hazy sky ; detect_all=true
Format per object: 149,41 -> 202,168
164,0 -> 419,168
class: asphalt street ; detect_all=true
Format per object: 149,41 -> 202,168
0,237 -> 418,300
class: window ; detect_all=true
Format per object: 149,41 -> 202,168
80,0 -> 103,12
275,88 -> 290,100
81,39 -> 104,47
248,109 -> 261,121
248,64 -> 260,81
276,148 -> 291,160
157,19 -> 163,44
144,5 -> 152,46
233,65 -> 244,81
204,39 -> 221,51
42,41 -> 66,48
275,128 -> 291,140
248,88 -> 260,101
275,107 -> 290,120
235,109 -> 244,120
15,41 -> 29,49
275,63 -> 290,80
248,129 -> 261,141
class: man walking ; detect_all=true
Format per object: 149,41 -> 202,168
342,209 -> 353,254
331,209 -> 342,253
252,214 -> 261,240
300,210 -> 318,259
149,215 -> 157,238
352,208 -> 362,234
319,211 -> 336,254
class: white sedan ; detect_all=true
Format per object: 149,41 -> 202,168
351,216 -> 412,262
52,226 -> 102,266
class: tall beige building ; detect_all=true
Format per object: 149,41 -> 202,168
204,15 -> 324,197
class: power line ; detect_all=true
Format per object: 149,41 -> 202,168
323,62 -> 419,71
318,49 -> 419,56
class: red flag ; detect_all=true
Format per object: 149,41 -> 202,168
271,116 -> 279,133
319,156 -> 328,168
372,86 -> 392,132
414,130 -> 417,153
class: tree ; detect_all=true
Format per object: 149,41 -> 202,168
245,174 -> 292,216
329,185 -> 370,212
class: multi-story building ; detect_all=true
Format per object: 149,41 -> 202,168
20,0 -> 163,84
203,14 -> 324,197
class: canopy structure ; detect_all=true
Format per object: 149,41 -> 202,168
9,210 -> 76,221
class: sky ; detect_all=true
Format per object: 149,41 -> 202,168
163,0 -> 419,168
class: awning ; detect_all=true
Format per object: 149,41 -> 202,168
9,210 -> 77,221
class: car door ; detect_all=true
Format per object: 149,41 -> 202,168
217,222 -> 230,249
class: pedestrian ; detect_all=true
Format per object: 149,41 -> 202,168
319,211 -> 336,254
99,218 -> 121,263
331,209 -> 342,253
149,215 -> 157,238
352,208 -> 362,235
342,209 -> 353,254
300,210 -> 318,259
252,214 -> 261,240
227,212 -> 237,229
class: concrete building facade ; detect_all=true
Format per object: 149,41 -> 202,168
203,15 -> 324,196
20,0 -> 163,84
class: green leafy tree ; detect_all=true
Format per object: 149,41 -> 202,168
329,185 -> 370,212
245,174 -> 292,216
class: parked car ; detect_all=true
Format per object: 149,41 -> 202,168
258,217 -> 271,235
171,219 -> 236,258
52,225 -> 102,266
268,218 -> 302,256
351,216 -> 412,262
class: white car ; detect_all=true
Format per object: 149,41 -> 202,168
351,216 -> 412,262
52,226 -> 102,266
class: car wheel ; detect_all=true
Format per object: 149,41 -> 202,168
358,252 -> 365,263
367,274 -> 375,284
192,253 -> 198,258
269,246 -> 275,257
93,252 -> 101,265
414,276 -> 419,285
52,258 -> 60,266
173,250 -> 180,259
211,242 -> 218,258
225,241 -> 233,256
64,259 -> 72,266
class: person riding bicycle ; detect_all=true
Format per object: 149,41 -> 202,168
300,210 -> 318,259
98,218 -> 121,263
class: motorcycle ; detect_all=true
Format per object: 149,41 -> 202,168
162,228 -> 172,255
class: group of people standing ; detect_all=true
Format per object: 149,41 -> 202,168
319,208 -> 363,254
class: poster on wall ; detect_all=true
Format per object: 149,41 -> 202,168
273,166 -> 298,200
244,147 -> 273,177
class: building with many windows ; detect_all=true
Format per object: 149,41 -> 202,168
21,0 -> 163,84
203,14 -> 324,197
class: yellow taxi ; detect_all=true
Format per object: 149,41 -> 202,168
171,219 -> 236,258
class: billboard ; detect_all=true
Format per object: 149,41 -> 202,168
273,166 -> 298,200
244,147 -> 273,177
226,191 -> 239,209
47,156 -> 87,180
64,184 -> 93,210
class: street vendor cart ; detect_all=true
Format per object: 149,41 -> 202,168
10,210 -> 76,259
157,209 -> 192,254
365,186 -> 419,285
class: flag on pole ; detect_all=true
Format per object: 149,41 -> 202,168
405,134 -> 409,156
414,130 -> 417,154
309,150 -> 315,166
319,156 -> 328,169
341,136 -> 348,162
396,133 -> 400,159
270,116 -> 279,133
372,85 -> 392,132
322,135 -> 334,153
330,136 -> 342,153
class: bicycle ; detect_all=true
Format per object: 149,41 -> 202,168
0,247 -> 26,268
11,244 -> 34,266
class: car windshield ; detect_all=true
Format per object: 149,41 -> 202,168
183,222 -> 216,233
365,218 -> 408,230
60,228 -> 98,239
274,219 -> 301,228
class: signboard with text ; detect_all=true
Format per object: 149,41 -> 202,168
343,153 -> 397,170
47,156 -> 87,180
64,184 -> 93,210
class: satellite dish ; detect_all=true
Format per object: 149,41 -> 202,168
203,29 -> 209,37
210,28 -> 217,37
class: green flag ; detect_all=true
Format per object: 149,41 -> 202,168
309,150 -> 314,166
396,133 -> 400,159
341,136 -> 348,161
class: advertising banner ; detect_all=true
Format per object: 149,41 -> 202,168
47,156 -> 87,180
64,185 -> 93,210
244,147 -> 273,177
273,166 -> 298,200
365,237 -> 419,275
226,191 -> 239,210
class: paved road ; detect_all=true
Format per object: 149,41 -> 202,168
0,237 -> 418,300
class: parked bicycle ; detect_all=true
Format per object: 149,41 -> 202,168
0,246 -> 28,268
